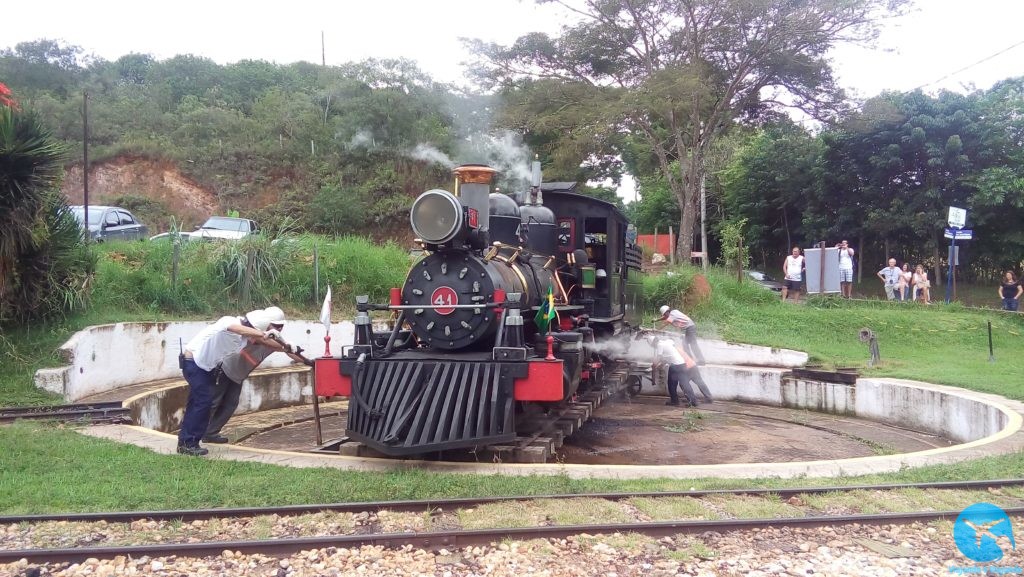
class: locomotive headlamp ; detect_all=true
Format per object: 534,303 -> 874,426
411,189 -> 464,245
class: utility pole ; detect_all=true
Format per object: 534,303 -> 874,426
82,91 -> 90,234
700,171 -> 708,272
321,31 -> 326,67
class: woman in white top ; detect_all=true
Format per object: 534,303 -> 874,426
898,263 -> 912,301
912,265 -> 931,304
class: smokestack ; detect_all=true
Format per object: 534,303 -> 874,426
530,157 -> 542,206
453,164 -> 496,236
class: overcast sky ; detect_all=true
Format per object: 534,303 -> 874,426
6,0 -> 1024,200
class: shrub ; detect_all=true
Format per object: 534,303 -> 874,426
0,105 -> 94,325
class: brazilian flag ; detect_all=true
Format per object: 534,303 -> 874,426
534,285 -> 560,334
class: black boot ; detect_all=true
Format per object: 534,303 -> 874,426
177,444 -> 209,456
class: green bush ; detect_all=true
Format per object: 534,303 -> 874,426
88,234 -> 410,317
0,106 -> 94,326
273,235 -> 409,308
640,265 -> 779,326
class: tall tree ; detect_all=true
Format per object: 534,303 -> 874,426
721,120 -> 820,266
469,0 -> 907,260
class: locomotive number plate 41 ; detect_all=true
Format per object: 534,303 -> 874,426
431,286 -> 458,315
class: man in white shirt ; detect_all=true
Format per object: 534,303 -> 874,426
782,246 -> 805,302
877,258 -> 902,301
653,337 -> 698,406
205,316 -> 307,444
177,306 -> 284,456
836,240 -> 855,298
657,305 -> 706,365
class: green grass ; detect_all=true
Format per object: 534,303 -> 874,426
1,421 -> 1023,514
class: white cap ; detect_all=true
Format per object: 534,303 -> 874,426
659,305 -> 670,316
246,306 -> 286,331
596,268 -> 607,278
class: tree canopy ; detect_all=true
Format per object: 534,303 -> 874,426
470,0 -> 909,259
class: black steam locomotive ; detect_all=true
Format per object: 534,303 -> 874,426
315,164 -> 643,456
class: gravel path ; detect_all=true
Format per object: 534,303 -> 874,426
3,520 -> 1022,576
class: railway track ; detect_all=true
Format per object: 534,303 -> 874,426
0,402 -> 131,425
3,479 -> 1023,564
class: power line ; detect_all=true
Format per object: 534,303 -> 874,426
786,38 -> 1024,129
911,38 -> 1024,92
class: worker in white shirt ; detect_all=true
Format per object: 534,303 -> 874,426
652,337 -> 698,406
657,305 -> 706,365
177,306 -> 285,456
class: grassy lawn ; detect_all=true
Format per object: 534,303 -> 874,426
1,421 -> 1022,514
0,262 -> 1022,513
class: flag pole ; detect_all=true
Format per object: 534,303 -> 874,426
320,286 -> 333,357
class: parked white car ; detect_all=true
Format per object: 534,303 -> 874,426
190,216 -> 260,241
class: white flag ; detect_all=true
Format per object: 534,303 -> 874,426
319,286 -> 332,333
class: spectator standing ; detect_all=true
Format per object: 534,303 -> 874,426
877,258 -> 902,301
782,246 -> 805,302
177,307 -> 284,456
836,240 -> 855,298
999,271 -> 1023,311
204,310 -> 308,444
898,263 -> 913,302
657,305 -> 707,365
913,265 -> 932,304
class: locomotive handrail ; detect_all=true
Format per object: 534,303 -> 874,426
383,303 -> 505,310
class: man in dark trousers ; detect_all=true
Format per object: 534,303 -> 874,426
653,336 -> 698,406
678,344 -> 713,404
177,306 -> 284,456
204,307 -> 308,444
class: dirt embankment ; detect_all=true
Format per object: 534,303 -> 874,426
63,156 -> 219,230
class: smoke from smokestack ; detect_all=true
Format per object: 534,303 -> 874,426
410,143 -> 456,168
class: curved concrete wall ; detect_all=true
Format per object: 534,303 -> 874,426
33,320 -> 354,401
126,367 -> 314,433
638,366 -> 1013,443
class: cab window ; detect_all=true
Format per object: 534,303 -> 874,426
557,218 -> 575,252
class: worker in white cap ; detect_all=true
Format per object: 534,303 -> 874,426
657,305 -> 706,365
204,307 -> 308,444
177,306 -> 287,456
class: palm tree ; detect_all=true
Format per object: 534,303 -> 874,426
1,93 -> 92,324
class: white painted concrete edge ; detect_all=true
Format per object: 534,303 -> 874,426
81,374 -> 1024,480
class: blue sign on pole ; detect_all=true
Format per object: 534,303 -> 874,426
944,228 -> 974,240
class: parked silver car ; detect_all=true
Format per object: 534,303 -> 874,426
746,270 -> 786,292
190,216 -> 260,241
71,205 -> 149,242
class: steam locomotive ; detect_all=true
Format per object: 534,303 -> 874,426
315,163 -> 643,456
